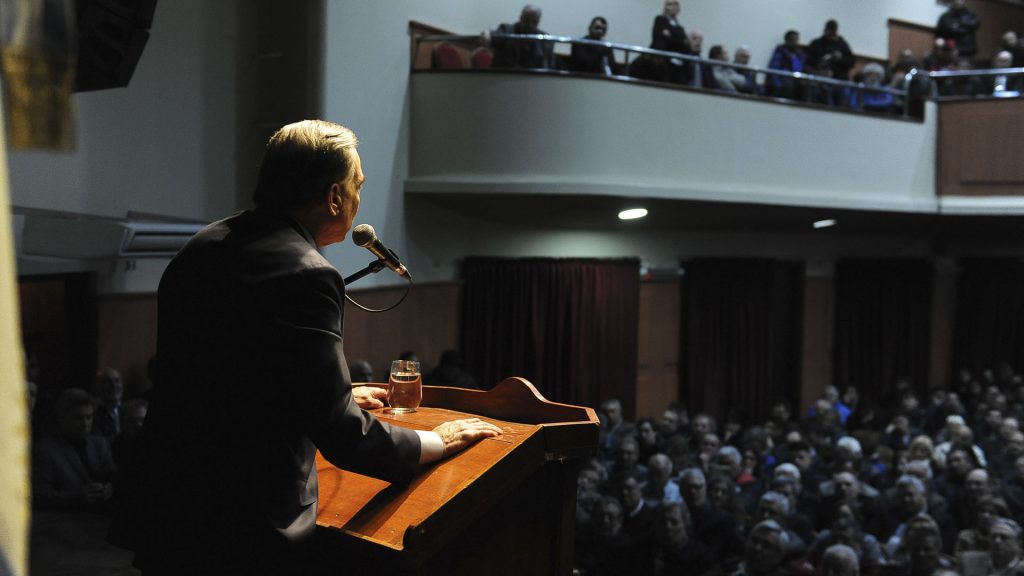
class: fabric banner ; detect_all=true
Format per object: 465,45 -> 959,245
0,0 -> 76,150
0,77 -> 30,576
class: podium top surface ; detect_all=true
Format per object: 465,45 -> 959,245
315,377 -> 598,556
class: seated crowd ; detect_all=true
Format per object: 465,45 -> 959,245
30,368 -> 147,514
580,366 -> 1024,576
472,3 -> 1024,114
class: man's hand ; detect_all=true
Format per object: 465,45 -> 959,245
82,482 -> 112,504
432,418 -> 503,457
353,386 -> 387,409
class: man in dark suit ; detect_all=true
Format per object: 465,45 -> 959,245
91,367 -> 123,437
33,388 -> 117,511
124,120 -> 500,575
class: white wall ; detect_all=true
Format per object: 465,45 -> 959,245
409,75 -> 938,212
7,2 -> 239,231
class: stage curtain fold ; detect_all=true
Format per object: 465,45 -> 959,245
834,259 -> 933,401
680,258 -> 803,424
460,257 -> 640,415
953,258 -> 1024,375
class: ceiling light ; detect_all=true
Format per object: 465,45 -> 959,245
813,219 -> 837,229
618,208 -> 648,221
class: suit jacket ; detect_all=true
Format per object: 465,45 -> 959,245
33,434 -> 116,510
128,209 -> 421,574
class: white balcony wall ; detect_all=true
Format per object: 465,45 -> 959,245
409,74 -> 938,213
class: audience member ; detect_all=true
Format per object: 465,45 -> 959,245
767,30 -> 807,99
756,491 -> 809,550
819,544 -> 859,576
645,453 -> 684,508
112,398 -> 148,470
569,16 -> 615,75
615,470 -> 656,545
934,421 -> 987,468
987,51 -> 1022,96
637,417 -> 665,463
849,63 -> 894,112
999,30 -> 1024,67
491,4 -> 553,69
599,398 -> 637,460
807,20 -> 855,82
710,45 -> 750,93
807,513 -> 884,571
688,29 -> 706,87
610,436 -> 650,482
955,495 -> 1010,555
896,515 -> 957,574
659,407 -> 691,472
692,412 -> 719,450
733,45 -> 759,94
348,359 -> 374,383
889,48 -> 922,88
988,518 -> 1024,575
32,388 -> 117,511
575,496 -> 638,576
940,57 -> 985,96
680,466 -> 742,562
923,38 -> 960,72
936,0 -> 981,60
643,501 -> 715,576
710,473 -> 754,538
424,349 -> 479,389
738,520 -> 803,576
91,367 -> 123,438
646,0 -> 691,84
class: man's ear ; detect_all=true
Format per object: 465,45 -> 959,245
326,182 -> 343,216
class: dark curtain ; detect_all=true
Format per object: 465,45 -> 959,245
953,259 -> 1024,375
834,259 -> 932,401
460,257 -> 640,415
680,259 -> 804,424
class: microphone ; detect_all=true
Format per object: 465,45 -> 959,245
351,224 -> 409,278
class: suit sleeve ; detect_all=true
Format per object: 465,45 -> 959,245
651,16 -> 689,53
32,443 -> 82,510
270,268 -> 421,485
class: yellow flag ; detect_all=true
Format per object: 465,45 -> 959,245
0,79 -> 30,575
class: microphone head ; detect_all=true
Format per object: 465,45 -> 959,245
351,224 -> 376,247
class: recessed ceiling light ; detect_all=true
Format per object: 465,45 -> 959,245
618,208 -> 648,221
813,218 -> 837,229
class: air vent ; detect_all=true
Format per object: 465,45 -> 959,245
21,214 -> 202,259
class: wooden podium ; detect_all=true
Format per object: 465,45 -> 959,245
313,377 -> 599,575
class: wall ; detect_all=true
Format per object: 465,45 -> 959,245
7,0 -> 239,222
408,74 -> 938,210
321,0 -> 953,289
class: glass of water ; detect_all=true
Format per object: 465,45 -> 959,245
387,359 -> 422,413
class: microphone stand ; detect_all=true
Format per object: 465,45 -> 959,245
343,259 -> 413,312
344,259 -> 387,286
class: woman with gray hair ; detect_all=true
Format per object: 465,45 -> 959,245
850,61 -> 894,112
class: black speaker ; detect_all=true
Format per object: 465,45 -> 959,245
74,0 -> 157,91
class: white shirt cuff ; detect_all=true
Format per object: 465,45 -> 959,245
415,430 -> 445,464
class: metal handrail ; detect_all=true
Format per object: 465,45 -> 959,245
419,32 -> 902,94
416,33 -> 1024,117
926,66 -> 1024,100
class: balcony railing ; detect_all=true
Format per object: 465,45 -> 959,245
413,33 -> 1024,121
